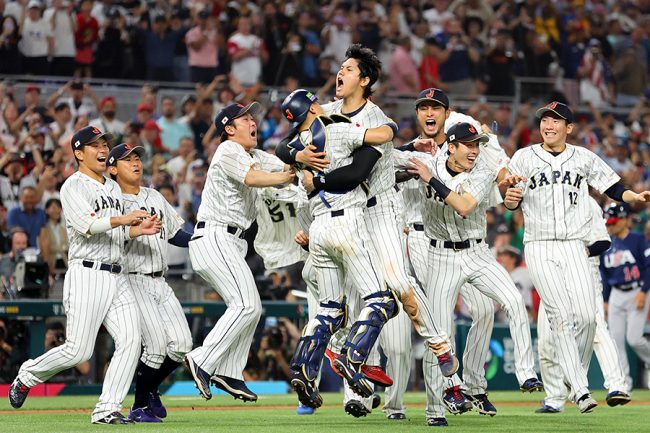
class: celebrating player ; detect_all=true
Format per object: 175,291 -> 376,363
107,143 -> 194,423
184,102 -> 295,402
9,126 -> 161,425
502,101 -> 650,412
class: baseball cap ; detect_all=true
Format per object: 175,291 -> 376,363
415,88 -> 449,109
446,122 -> 489,144
198,9 -> 210,19
100,96 -> 116,108
281,89 -> 318,129
137,103 -> 154,113
25,84 -> 41,94
27,0 -> 41,9
70,126 -> 109,151
70,80 -> 84,91
535,101 -> 574,123
107,143 -> 145,166
604,203 -> 630,225
144,119 -> 161,131
214,101 -> 261,136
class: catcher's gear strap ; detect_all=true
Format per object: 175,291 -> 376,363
290,298 -> 347,380
343,290 -> 399,363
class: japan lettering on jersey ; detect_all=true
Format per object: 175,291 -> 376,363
508,144 -> 620,242
419,153 -> 494,241
196,140 -> 285,230
322,99 -> 394,196
60,173 -> 125,264
122,187 -> 185,273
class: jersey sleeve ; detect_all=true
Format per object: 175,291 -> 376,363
586,150 -> 620,193
60,178 -> 99,235
507,149 -> 526,177
218,142 -> 253,184
162,194 -> 184,239
461,166 -> 495,204
252,149 -> 286,172
329,123 -> 367,153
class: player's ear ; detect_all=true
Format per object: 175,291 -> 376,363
566,122 -> 574,134
224,124 -> 235,136
73,148 -> 84,161
359,75 -> 370,90
107,165 -> 117,176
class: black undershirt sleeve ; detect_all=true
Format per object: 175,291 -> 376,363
312,146 -> 381,192
604,181 -> 627,201
587,240 -> 611,257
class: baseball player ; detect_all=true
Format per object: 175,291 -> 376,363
305,45 -> 455,419
399,89 -> 505,421
502,101 -> 650,413
406,122 -> 542,426
536,197 -> 631,413
8,126 -> 161,424
184,102 -> 295,402
107,143 -> 194,423
600,203 -> 650,393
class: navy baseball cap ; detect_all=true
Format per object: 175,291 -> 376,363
107,143 -> 145,166
70,126 -> 110,152
536,101 -> 574,123
446,122 -> 489,144
415,88 -> 449,109
214,102 -> 261,136
604,203 -> 630,224
281,89 -> 318,129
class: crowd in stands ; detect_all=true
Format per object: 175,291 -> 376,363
1,0 -> 650,385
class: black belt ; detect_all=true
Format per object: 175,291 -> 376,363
196,221 -> 246,239
331,209 -> 344,217
430,239 -> 482,250
129,271 -> 164,278
413,224 -> 424,232
612,282 -> 641,292
82,260 -> 122,274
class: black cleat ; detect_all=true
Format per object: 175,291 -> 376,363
371,393 -> 381,409
148,391 -> 167,418
185,355 -> 212,400
211,375 -> 258,402
345,399 -> 371,418
334,356 -> 373,398
442,386 -> 472,415
535,404 -> 561,414
92,411 -> 135,425
468,393 -> 497,416
291,370 -> 322,409
388,412 -> 406,420
606,391 -> 631,407
426,417 -> 448,427
8,378 -> 30,408
520,377 -> 544,393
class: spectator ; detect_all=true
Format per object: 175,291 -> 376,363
188,96 -> 212,156
165,136 -> 196,181
170,9 -> 190,83
135,102 -> 155,126
1,98 -> 20,149
0,14 -> 22,74
38,198 -> 67,277
74,0 -> 98,78
227,15 -> 267,88
93,7 -> 126,79
7,185 -> 46,247
579,39 -> 612,108
419,36 -> 444,90
613,38 -> 648,107
484,29 -> 516,96
157,96 -> 193,153
320,7 -> 353,64
18,0 -> 53,75
0,204 -> 10,254
423,0 -> 454,36
140,118 -> 167,157
296,11 -> 322,87
48,101 -> 73,143
43,0 -> 75,77
144,14 -> 187,82
0,152 -> 37,211
431,17 -> 480,95
47,80 -> 99,120
186,9 -> 219,84
389,36 -> 420,94
0,318 -> 28,383
18,84 -> 49,123
0,228 -> 28,297
88,96 -> 126,139
260,2 -> 292,85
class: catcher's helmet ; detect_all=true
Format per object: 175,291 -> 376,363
281,89 -> 318,129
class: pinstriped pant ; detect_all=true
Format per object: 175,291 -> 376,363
538,259 -> 627,409
188,229 -> 261,379
422,241 -> 536,417
18,264 -> 141,422
525,240 -> 596,399
121,274 -> 193,368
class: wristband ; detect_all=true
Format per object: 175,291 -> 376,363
384,121 -> 398,138
428,177 -> 451,200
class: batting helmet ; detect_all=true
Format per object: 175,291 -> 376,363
604,203 -> 630,224
281,89 -> 318,129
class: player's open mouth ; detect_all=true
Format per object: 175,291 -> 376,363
97,156 -> 107,163
250,130 -> 257,138
425,119 -> 436,130
337,77 -> 344,89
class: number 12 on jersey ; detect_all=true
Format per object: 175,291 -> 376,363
568,191 -> 578,205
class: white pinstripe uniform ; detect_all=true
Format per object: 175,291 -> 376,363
187,140 -> 285,379
404,151 -> 536,419
120,188 -> 193,369
508,143 -> 620,400
537,197 -> 627,409
16,173 -> 141,423
322,100 -> 449,416
254,184 -> 308,270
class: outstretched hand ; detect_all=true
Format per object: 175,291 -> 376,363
296,145 -> 330,172
407,157 -> 433,183
139,216 -> 162,235
498,174 -> 527,188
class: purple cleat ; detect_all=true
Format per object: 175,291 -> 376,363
128,407 -> 162,423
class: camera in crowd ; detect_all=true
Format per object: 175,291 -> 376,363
13,247 -> 49,299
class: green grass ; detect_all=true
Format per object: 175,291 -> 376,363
0,390 -> 648,433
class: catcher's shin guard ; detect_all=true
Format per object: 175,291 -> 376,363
343,290 -> 399,364
290,298 -> 347,380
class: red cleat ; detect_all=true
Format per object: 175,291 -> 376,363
325,349 -> 343,378
361,365 -> 393,387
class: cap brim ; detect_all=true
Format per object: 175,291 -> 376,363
415,97 -> 448,108
119,146 -> 146,160
454,133 -> 489,144
535,107 -> 570,122
235,101 -> 261,119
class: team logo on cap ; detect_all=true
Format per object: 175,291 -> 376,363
285,109 -> 294,121
92,127 -> 101,134
74,140 -> 80,148
221,117 -> 229,125
547,101 -> 558,109
124,143 -> 132,150
469,125 -> 476,133
108,156 -> 115,165
426,89 -> 435,98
